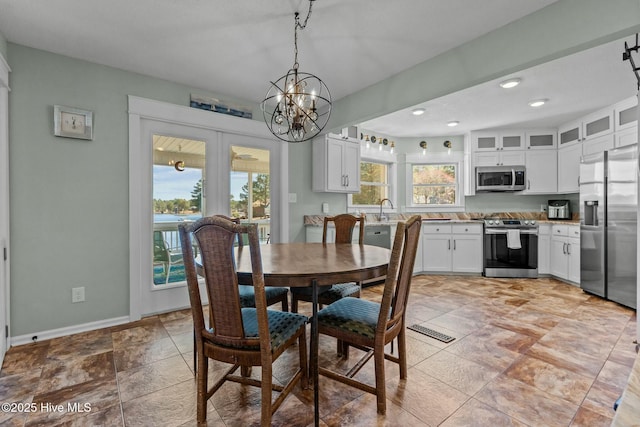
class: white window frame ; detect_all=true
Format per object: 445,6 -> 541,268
405,152 -> 465,213
348,149 -> 397,213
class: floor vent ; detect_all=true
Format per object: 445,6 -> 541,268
408,324 -> 455,343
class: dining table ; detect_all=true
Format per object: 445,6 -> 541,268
234,242 -> 391,426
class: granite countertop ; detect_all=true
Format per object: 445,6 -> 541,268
304,212 -> 580,227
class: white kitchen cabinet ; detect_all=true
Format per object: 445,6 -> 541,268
474,150 -> 525,167
549,225 -> 580,284
472,131 -> 524,151
615,126 -> 637,148
524,149 -> 557,194
525,129 -> 557,150
312,133 -> 360,193
582,133 -> 614,156
557,144 -> 582,193
558,120 -> 583,147
537,224 -> 551,274
614,95 -> 638,132
582,107 -> 613,141
422,223 -> 482,273
413,229 -> 423,274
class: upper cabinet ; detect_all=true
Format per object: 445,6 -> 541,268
614,95 -> 638,132
557,106 -> 615,149
525,129 -> 556,150
312,133 -> 360,193
472,130 -> 524,151
558,120 -> 582,147
581,107 -> 613,141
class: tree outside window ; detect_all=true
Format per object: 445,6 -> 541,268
412,164 -> 457,205
352,161 -> 389,205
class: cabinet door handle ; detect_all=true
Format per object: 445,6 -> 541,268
346,175 -> 349,187
567,243 -> 571,255
528,179 -> 530,190
562,242 -> 567,254
448,240 -> 451,250
453,240 -> 456,250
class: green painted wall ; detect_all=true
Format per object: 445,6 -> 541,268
5,0 -> 640,336
7,44 -> 256,336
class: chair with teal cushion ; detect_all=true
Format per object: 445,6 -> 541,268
317,215 -> 422,415
215,215 -> 289,311
291,213 -> 365,312
179,216 -> 308,426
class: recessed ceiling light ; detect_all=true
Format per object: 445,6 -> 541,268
447,121 -> 460,127
412,108 -> 426,116
499,78 -> 521,89
528,99 -> 547,107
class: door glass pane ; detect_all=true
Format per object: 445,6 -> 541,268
230,146 -> 271,244
152,135 -> 205,285
477,137 -> 495,149
560,127 -> 579,145
585,116 -> 610,136
502,135 -> 521,148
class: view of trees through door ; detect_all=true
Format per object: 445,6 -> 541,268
151,138 -> 271,285
230,145 -> 271,243
152,135 -> 205,286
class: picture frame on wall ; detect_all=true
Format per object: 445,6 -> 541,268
53,105 -> 93,140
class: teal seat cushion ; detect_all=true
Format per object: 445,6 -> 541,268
291,282 -> 360,300
317,297 -> 381,339
238,285 -> 288,308
240,308 -> 307,350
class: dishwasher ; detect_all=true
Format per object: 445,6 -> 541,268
362,225 -> 391,286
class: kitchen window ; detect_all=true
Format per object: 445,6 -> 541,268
406,154 -> 464,212
348,153 -> 396,211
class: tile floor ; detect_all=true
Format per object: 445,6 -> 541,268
0,275 -> 636,426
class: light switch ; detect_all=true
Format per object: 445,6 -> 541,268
288,193 -> 297,203
322,202 -> 329,213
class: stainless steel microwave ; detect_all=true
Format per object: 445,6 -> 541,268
476,166 -> 526,192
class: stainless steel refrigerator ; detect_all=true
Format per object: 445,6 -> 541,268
580,144 -> 638,309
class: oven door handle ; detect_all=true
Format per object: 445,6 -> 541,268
485,228 -> 538,235
511,168 -> 516,189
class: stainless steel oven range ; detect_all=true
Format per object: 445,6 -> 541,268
483,218 -> 538,278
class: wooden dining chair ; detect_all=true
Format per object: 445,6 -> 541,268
179,216 -> 308,426
316,215 -> 422,414
213,215 -> 289,311
291,213 -> 365,313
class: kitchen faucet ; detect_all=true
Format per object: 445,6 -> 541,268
379,198 -> 394,222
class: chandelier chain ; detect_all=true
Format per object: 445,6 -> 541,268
293,0 -> 314,70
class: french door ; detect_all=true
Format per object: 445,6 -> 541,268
128,96 -> 287,319
0,54 -> 9,365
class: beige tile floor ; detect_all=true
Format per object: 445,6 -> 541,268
0,275 -> 636,426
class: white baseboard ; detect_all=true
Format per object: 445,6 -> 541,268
9,316 -> 131,347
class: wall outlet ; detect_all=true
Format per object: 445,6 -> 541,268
72,286 -> 85,303
288,193 -> 297,203
322,202 -> 329,214
540,204 -> 547,212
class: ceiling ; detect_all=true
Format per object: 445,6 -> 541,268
0,1 -> 637,139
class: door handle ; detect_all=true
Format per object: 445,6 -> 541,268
453,240 -> 456,250
562,242 -> 567,254
528,179 -> 530,190
448,240 -> 451,250
511,168 -> 516,189
566,243 -> 571,255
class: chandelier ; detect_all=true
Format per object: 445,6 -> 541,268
261,0 -> 331,142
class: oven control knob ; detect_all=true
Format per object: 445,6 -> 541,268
524,220 -> 530,225
487,220 -> 494,225
530,220 -> 536,225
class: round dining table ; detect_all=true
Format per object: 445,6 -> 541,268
234,242 -> 391,426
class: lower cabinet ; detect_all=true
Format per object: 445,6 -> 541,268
549,225 -> 580,283
422,223 -> 483,273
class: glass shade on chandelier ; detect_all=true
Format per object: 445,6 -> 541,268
262,68 -> 331,142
